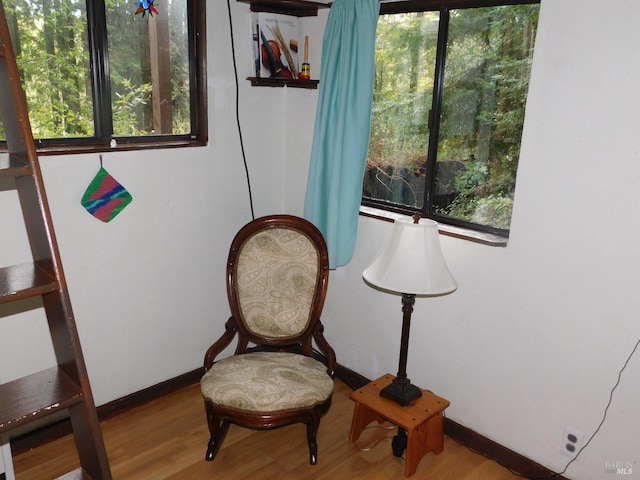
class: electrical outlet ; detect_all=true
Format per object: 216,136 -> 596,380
560,426 -> 584,456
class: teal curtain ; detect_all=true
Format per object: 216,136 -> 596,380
303,0 -> 379,269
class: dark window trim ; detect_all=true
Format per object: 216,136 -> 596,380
365,0 -> 540,239
380,0 -> 538,15
3,0 -> 207,155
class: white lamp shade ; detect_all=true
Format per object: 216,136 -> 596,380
363,217 -> 457,296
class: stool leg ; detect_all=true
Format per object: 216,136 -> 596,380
428,412 -> 445,455
349,402 -> 388,443
405,427 -> 424,477
404,413 -> 446,477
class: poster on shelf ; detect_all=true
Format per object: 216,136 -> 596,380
253,12 -> 300,79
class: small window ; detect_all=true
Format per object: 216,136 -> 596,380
363,2 -> 539,237
0,0 -> 206,150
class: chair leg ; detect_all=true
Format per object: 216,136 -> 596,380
205,404 -> 231,462
305,414 -> 321,465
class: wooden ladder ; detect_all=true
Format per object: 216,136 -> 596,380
0,0 -> 112,478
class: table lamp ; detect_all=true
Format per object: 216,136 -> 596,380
363,214 -> 457,406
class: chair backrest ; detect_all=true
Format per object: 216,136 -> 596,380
227,215 -> 330,347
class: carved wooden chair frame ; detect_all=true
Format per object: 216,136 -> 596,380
201,214 -> 336,465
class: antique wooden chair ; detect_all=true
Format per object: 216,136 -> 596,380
200,215 -> 336,465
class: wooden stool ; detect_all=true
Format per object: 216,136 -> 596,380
349,374 -> 450,477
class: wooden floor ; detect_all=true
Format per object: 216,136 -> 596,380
12,380 -> 524,479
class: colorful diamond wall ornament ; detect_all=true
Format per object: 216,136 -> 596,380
81,164 -> 133,223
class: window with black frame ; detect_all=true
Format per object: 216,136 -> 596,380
363,2 -> 539,237
0,0 -> 206,150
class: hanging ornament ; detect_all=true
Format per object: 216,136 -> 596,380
81,156 -> 133,223
135,0 -> 159,17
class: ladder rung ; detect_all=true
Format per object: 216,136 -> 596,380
0,367 -> 84,435
0,152 -> 32,177
0,262 -> 58,304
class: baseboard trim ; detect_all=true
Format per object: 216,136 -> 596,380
443,419 -> 566,479
11,364 -> 566,480
335,364 -> 370,390
11,368 -> 205,455
98,368 -> 205,420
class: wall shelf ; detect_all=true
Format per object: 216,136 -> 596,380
241,0 -> 326,87
237,0 -> 330,17
247,77 -> 319,89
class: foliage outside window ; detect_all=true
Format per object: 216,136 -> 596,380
363,2 -> 539,236
0,0 -> 206,150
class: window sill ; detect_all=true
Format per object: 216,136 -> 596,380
359,206 -> 508,247
28,138 -> 207,156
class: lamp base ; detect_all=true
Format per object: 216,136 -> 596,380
380,376 -> 422,406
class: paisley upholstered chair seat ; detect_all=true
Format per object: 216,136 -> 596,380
201,352 -> 333,413
200,215 -> 335,466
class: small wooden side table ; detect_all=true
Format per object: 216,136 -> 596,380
349,373 -> 450,477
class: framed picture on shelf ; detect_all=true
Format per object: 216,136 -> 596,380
253,12 -> 300,79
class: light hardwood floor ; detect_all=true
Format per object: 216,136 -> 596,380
13,379 -> 525,479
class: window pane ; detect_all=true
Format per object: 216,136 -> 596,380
435,5 -> 539,230
1,0 -> 94,138
106,0 -> 191,136
364,4 -> 539,234
364,12 -> 440,210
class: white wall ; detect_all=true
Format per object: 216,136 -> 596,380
0,0 -> 322,406
2,1 -> 639,479
307,1 -> 640,479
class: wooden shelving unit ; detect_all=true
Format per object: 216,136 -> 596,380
0,0 -> 112,477
239,0 -> 328,87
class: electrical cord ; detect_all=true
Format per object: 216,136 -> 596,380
527,334 -> 640,480
353,424 -> 398,451
225,0 -> 255,220
448,335 -> 640,480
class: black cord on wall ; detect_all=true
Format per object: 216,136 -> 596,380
533,335 -> 640,479
476,334 -> 640,480
226,0 -> 255,221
